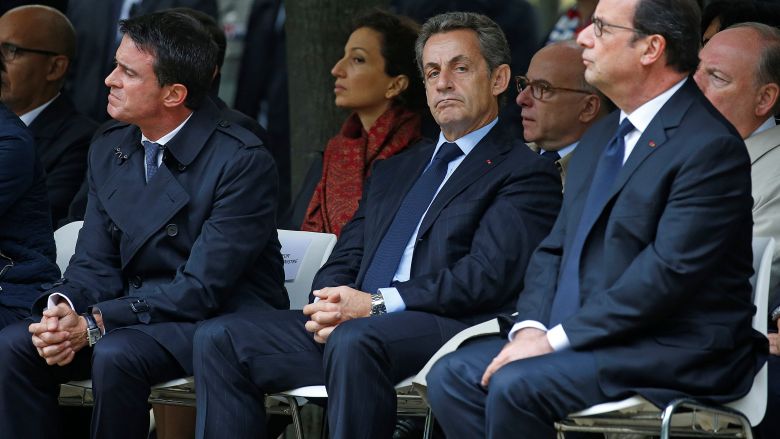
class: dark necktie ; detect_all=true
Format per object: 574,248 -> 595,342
540,150 -> 561,161
142,140 -> 160,183
361,142 -> 464,293
548,118 -> 635,326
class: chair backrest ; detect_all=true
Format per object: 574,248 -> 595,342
726,236 -> 775,425
53,221 -> 84,273
277,229 -> 337,310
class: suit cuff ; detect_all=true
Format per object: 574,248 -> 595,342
47,293 -> 75,311
508,320 -> 547,341
378,287 -> 405,313
547,324 -> 570,351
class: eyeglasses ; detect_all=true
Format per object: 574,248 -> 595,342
515,75 -> 592,100
591,17 -> 645,38
0,42 -> 60,62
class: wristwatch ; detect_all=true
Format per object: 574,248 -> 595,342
370,292 -> 387,316
83,312 -> 102,346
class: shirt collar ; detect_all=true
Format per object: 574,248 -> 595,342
750,117 -> 777,138
434,117 -> 498,158
18,94 -> 59,126
620,77 -> 687,133
141,112 -> 193,146
556,141 -> 578,159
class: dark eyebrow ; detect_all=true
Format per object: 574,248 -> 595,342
115,59 -> 137,76
448,55 -> 471,66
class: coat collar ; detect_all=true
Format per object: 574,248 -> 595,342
746,124 -> 780,165
160,98 -> 221,166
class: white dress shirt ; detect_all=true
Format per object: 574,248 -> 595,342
18,94 -> 59,126
377,118 -> 498,312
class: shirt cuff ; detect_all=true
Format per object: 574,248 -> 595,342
546,324 -> 571,351
378,287 -> 405,313
47,293 -> 75,311
508,320 -> 547,341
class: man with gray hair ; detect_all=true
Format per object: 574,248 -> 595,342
695,22 -> 780,439
192,11 -> 562,439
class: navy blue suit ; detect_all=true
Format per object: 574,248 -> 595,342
193,124 -> 562,439
0,98 -> 287,439
0,103 -> 60,326
427,80 -> 767,439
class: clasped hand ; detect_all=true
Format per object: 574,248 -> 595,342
480,327 -> 553,387
28,302 -> 88,366
303,286 -> 372,344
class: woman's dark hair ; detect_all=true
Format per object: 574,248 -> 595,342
350,9 -> 424,110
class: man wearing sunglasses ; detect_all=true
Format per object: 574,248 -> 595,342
516,40 -> 612,189
0,6 -> 97,226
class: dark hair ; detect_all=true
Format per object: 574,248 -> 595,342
702,0 -> 780,41
170,7 -> 225,69
350,10 -> 424,110
731,22 -> 780,115
415,12 -> 511,103
119,10 -> 218,109
632,0 -> 701,74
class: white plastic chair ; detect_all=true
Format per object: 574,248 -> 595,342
53,220 -> 83,273
145,230 -> 337,410
555,237 -> 775,439
62,230 -> 337,409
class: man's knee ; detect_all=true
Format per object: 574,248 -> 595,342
485,364 -> 549,414
426,352 -> 465,405
324,317 -> 382,361
193,317 -> 233,359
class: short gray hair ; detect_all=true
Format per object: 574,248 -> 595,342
730,22 -> 780,114
415,12 -> 511,77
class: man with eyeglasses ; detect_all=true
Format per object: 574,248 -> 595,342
426,1 -> 765,437
0,42 -> 61,330
0,6 -> 97,226
516,40 -> 613,190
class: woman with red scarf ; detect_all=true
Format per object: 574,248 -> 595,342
301,10 -> 424,236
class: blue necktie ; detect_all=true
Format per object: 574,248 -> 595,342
142,140 -> 160,183
361,142 -> 464,293
548,118 -> 635,326
540,150 -> 560,161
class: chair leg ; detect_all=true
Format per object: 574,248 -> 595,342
285,396 -> 305,439
422,408 -> 434,439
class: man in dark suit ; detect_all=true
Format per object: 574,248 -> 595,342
0,5 -> 97,226
0,11 -> 286,439
193,12 -> 562,439
426,1 -> 767,438
65,0 -> 218,122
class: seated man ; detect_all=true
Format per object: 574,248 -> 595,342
0,5 -> 97,225
0,57 -> 60,328
517,40 -> 613,188
426,1 -> 766,438
0,11 -> 286,439
193,12 -> 562,439
695,22 -> 780,439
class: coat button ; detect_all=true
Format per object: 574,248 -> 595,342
131,275 -> 142,289
177,163 -> 187,172
166,224 -> 178,237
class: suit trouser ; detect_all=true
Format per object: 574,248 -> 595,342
194,309 -> 467,439
0,305 -> 28,329
426,335 -> 610,439
755,355 -> 780,438
0,320 -> 185,439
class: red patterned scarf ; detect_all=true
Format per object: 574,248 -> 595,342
302,106 -> 422,236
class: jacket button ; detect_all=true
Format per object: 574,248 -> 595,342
166,224 -> 178,237
131,275 -> 142,288
177,163 -> 187,172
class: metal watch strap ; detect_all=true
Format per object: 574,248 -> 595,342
82,312 -> 102,346
370,292 -> 387,316
771,305 -> 780,323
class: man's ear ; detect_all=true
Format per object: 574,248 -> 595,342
162,83 -> 188,108
45,55 -> 70,82
579,94 -> 601,124
491,64 -> 511,97
755,82 -> 779,119
639,34 -> 667,67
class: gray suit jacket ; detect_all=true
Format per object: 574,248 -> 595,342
747,123 -> 780,303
